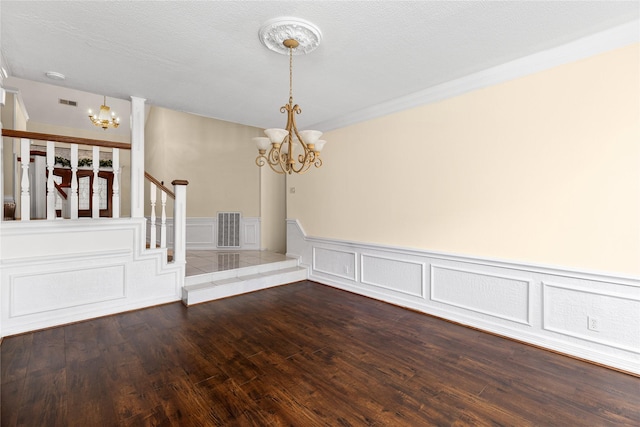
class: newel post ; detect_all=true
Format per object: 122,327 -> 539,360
172,180 -> 189,266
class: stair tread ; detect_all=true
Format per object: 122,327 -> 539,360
185,266 -> 306,291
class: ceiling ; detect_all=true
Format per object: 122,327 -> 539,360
1,1 -> 638,137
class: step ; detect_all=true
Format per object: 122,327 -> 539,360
185,258 -> 300,286
182,266 -> 308,306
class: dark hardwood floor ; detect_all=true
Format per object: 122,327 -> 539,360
2,281 -> 638,426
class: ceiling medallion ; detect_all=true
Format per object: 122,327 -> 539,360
258,17 -> 322,55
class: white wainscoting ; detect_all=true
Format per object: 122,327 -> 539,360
286,219 -> 640,375
147,217 -> 260,250
0,218 -> 184,337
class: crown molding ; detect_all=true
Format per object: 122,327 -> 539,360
311,20 -> 640,132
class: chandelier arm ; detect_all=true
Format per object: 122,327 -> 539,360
290,150 -> 314,174
255,155 -> 267,167
290,106 -> 309,151
267,160 -> 285,174
267,146 -> 281,165
263,146 -> 287,174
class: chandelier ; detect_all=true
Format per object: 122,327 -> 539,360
88,96 -> 120,130
253,18 -> 326,174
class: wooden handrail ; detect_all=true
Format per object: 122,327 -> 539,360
2,129 -> 131,150
54,181 -> 68,200
145,171 -> 175,199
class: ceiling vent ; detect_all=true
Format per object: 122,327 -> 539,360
58,98 -> 77,107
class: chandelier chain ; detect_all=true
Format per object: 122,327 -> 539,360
289,45 -> 293,103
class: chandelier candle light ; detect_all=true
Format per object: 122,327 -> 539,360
88,96 -> 120,130
254,18 -> 326,174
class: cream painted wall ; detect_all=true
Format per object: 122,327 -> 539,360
144,106 -> 262,218
288,44 -> 640,276
26,121 -> 132,217
260,166 -> 285,253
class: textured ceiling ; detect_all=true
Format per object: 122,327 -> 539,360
1,1 -> 639,136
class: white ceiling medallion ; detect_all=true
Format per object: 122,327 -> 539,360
258,17 -> 322,55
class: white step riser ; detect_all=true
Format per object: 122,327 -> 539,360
183,268 -> 307,306
185,258 -> 299,286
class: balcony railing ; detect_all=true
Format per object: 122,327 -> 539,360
1,129 -> 188,263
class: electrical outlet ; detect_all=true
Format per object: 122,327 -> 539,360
587,316 -> 600,332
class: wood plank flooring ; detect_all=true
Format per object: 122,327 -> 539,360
2,281 -> 639,426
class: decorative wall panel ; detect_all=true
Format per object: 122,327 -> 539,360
313,247 -> 357,281
11,265 -> 125,317
543,282 -> 640,353
361,254 -> 424,297
431,265 -> 531,325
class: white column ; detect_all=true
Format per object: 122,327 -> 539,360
0,74 -> 4,221
112,148 -> 120,218
172,180 -> 188,266
130,96 -> 146,218
19,138 -> 30,221
149,182 -> 157,249
70,144 -> 79,219
92,146 -> 100,218
46,141 -> 56,220
160,190 -> 167,249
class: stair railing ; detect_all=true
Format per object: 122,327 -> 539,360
144,172 -> 188,265
2,129 -> 188,265
3,129 -> 128,220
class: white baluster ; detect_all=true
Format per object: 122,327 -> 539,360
160,190 -> 167,249
46,141 -> 55,220
92,146 -> 100,218
70,144 -> 79,219
112,148 -> 120,218
149,182 -> 157,249
20,138 -> 30,221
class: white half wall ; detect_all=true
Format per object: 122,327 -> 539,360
287,219 -> 640,375
147,216 -> 261,251
0,218 -> 184,336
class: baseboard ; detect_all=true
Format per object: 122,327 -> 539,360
286,219 -> 640,375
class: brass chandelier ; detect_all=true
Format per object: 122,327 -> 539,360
254,18 -> 326,174
88,96 -> 120,130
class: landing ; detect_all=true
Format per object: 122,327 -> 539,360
185,250 -> 290,277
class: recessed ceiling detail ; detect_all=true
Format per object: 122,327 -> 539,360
258,17 -> 322,55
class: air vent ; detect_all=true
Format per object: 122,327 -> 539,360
58,98 -> 77,107
217,212 -> 241,248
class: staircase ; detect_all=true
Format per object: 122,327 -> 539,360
182,255 -> 307,306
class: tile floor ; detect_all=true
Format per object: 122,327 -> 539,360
185,250 -> 290,277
